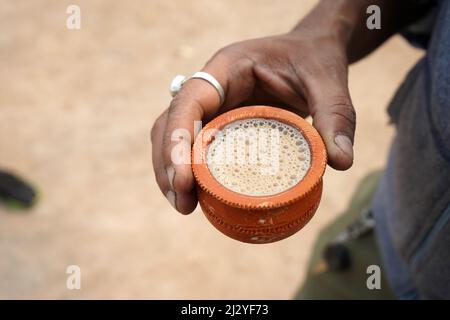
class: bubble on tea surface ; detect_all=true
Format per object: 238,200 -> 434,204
206,118 -> 311,196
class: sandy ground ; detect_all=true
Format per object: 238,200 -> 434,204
0,0 -> 423,299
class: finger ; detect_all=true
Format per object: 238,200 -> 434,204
161,57 -> 235,214
240,84 -> 309,118
151,111 -> 183,210
307,77 -> 356,171
251,62 -> 309,114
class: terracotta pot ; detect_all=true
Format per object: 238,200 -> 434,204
192,106 -> 327,244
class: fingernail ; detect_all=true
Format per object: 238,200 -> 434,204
334,135 -> 354,159
166,165 -> 175,190
165,190 -> 177,210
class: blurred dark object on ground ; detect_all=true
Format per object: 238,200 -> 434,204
0,169 -> 37,209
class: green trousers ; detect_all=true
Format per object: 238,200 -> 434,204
294,171 -> 396,300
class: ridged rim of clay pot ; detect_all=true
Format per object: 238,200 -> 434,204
192,106 -> 327,210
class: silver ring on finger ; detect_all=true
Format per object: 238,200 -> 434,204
169,71 -> 225,106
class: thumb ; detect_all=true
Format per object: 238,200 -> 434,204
308,82 -> 356,171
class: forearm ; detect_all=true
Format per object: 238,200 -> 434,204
291,0 -> 429,63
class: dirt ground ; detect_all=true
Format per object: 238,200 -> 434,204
0,0 -> 423,299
